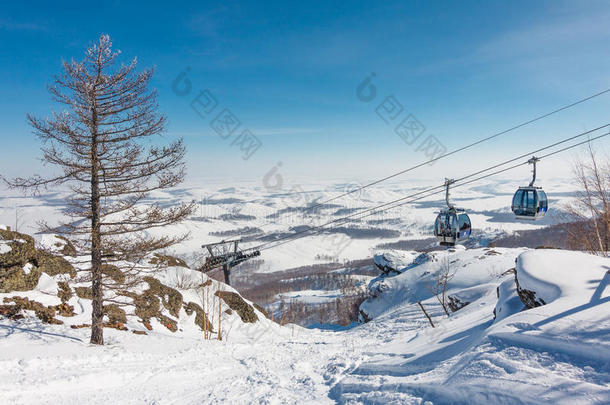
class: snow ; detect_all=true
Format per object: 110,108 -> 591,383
22,262 -> 34,275
517,249 -> 609,305
494,276 -> 525,321
361,247 -> 524,320
276,289 -> 344,305
335,248 -> 610,404
1,247 -> 609,403
38,234 -> 71,254
0,241 -> 11,254
35,273 -> 58,295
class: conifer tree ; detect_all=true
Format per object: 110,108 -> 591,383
5,35 -> 195,344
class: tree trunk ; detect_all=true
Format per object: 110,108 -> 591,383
223,264 -> 231,286
441,281 -> 450,316
418,301 -> 435,327
90,104 -> 104,345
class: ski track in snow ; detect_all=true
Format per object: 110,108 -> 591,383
0,323 -> 367,405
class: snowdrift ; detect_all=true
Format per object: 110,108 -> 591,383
336,247 -> 610,404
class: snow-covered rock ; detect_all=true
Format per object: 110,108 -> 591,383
516,249 -> 608,307
0,242 -> 10,255
360,247 -> 524,322
493,272 -> 525,321
0,227 -> 274,340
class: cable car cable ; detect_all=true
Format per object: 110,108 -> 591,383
259,129 -> 609,252
247,124 -> 608,250
296,88 -> 610,213
249,125 -> 610,252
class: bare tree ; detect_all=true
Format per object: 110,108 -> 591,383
3,35 -> 195,344
563,143 -> 610,257
428,256 -> 456,316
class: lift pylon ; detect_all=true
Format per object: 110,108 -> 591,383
200,239 -> 260,285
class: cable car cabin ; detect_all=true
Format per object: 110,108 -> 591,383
511,186 -> 548,220
434,208 -> 472,246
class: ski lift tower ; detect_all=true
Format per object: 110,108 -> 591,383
200,239 -> 260,286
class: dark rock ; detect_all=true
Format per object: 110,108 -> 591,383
101,264 -> 125,283
514,270 -> 546,309
54,236 -> 76,257
57,281 -> 73,303
104,304 -> 127,324
142,276 -> 183,317
359,309 -> 371,323
184,301 -> 212,331
2,296 -> 63,324
74,286 -> 93,299
447,295 -> 470,312
149,253 -> 189,268
214,290 -> 258,323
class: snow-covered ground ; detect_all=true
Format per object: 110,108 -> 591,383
1,246 -> 608,404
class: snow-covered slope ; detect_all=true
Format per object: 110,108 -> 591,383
333,248 -> 610,404
1,242 -> 608,404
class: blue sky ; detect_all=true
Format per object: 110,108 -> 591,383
1,0 -> 610,185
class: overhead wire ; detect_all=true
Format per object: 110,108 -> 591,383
227,88 -> 610,244
249,125 -> 610,252
297,88 -> 610,212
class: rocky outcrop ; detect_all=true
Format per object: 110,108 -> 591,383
149,253 -> 189,268
447,295 -> 470,312
118,277 -> 184,332
184,301 -> 212,331
514,269 -> 546,309
0,296 -> 73,324
0,228 -> 268,335
0,228 -> 76,293
215,290 -> 258,323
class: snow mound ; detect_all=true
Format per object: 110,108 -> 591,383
373,251 -> 420,274
361,247 -> 523,321
0,242 -> 10,255
493,275 -> 524,321
336,248 -> 610,404
517,249 -> 609,306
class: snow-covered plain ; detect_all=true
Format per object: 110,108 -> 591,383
1,246 -> 608,404
0,177 -> 578,273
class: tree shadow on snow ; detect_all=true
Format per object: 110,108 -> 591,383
351,320 -> 494,377
529,269 -> 610,331
0,323 -> 83,342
